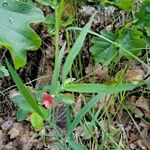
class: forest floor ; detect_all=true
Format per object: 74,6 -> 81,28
0,1 -> 150,150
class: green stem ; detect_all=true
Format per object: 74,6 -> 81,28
54,5 -> 60,59
54,0 -> 64,60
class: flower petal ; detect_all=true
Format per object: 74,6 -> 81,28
42,93 -> 54,109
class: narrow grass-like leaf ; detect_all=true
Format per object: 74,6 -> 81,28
67,94 -> 102,136
62,83 -> 140,94
62,14 -> 95,83
99,120 -> 121,149
51,42 -> 66,94
66,105 -> 74,140
6,60 -> 45,119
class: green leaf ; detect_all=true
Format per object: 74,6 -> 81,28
90,30 -> 117,65
67,27 -> 150,70
45,14 -> 74,35
12,94 -> 33,111
0,71 -> 4,78
63,83 -> 138,94
16,108 -> 28,121
39,106 -> 49,119
62,13 -> 95,83
60,94 -> 75,105
0,0 -> 44,69
135,0 -> 150,35
35,91 -> 45,103
90,27 -> 146,65
0,64 -> 9,78
68,140 -> 88,150
45,14 -> 55,34
37,0 -> 55,7
102,0 -> 133,11
30,112 -> 43,131
64,78 -> 76,85
6,60 -> 46,119
117,27 -> 146,57
66,105 -> 73,140
50,42 -> 66,94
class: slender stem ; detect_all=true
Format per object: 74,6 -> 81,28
54,0 -> 64,59
54,5 -> 60,59
51,1 -> 69,148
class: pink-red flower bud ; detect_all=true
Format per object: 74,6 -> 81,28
42,93 -> 54,109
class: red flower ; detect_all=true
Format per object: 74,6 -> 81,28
42,93 -> 54,109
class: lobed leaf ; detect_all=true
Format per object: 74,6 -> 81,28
90,27 -> 146,65
0,0 -> 44,69
117,27 -> 146,57
90,30 -> 117,65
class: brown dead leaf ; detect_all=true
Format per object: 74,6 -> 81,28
74,126 -> 83,138
130,143 -> 137,149
75,94 -> 82,112
136,96 -> 150,119
63,0 -> 75,18
8,123 -> 24,139
85,63 -> 108,81
139,121 -> 150,147
126,96 -> 137,109
129,132 -> 138,143
10,138 -> 23,149
134,107 -> 144,118
3,143 -> 18,150
80,6 -> 98,16
125,69 -> 144,84
85,63 -> 94,74
5,122 -> 36,149
127,96 -> 150,119
23,138 -> 38,150
137,139 -> 147,150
